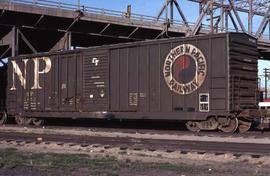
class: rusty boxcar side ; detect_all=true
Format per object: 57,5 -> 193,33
6,33 -> 258,131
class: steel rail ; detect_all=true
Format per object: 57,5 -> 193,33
0,131 -> 270,156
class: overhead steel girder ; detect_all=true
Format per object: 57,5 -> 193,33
157,0 -> 170,20
99,24 -> 110,34
11,26 -> 18,57
173,0 -> 190,28
188,0 -> 269,17
8,26 -> 37,56
213,16 -> 221,32
0,46 -> 10,61
34,15 -> 44,27
50,32 -> 72,51
228,10 -> 239,32
190,1 -> 211,36
256,6 -> 270,38
128,27 -> 139,38
157,0 -> 190,29
248,0 -> 253,34
18,29 -> 37,53
65,11 -> 84,32
0,30 -> 12,46
228,0 -> 247,33
0,9 -> 4,17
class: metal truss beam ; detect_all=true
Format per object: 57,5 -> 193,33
65,11 -> 84,32
128,27 -> 139,38
213,16 -> 221,32
0,46 -> 10,62
173,0 -> 189,28
0,9 -> 4,17
157,0 -> 189,29
99,24 -> 110,34
50,32 -> 72,51
8,26 -> 38,56
190,1 -> 211,36
157,0 -> 170,20
189,0 -> 270,17
184,0 -> 270,38
0,30 -> 12,46
18,29 -> 37,53
229,11 -> 239,31
229,0 -> 247,33
11,26 -> 18,57
248,0 -> 253,34
34,15 -> 44,27
256,6 -> 270,38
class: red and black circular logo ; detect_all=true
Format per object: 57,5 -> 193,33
163,44 -> 207,95
172,55 -> 196,84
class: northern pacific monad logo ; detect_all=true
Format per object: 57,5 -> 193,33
163,44 -> 207,95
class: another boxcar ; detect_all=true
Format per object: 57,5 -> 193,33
0,65 -> 7,124
5,33 -> 259,132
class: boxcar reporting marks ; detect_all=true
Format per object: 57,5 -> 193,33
163,44 -> 207,95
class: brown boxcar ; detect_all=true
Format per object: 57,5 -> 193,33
6,32 -> 259,132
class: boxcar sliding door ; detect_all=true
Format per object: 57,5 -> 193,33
82,50 -> 109,112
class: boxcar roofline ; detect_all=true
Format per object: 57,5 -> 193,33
9,32 -> 255,60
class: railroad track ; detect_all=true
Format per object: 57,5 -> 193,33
2,122 -> 270,138
0,127 -> 270,158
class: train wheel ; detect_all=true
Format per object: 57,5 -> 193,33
218,117 -> 238,133
185,121 -> 200,132
15,115 -> 24,125
15,115 -> 32,126
24,118 -> 32,125
32,118 -> 44,126
0,112 -> 7,125
238,119 -> 252,133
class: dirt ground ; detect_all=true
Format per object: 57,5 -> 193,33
0,148 -> 270,176
1,126 -> 270,175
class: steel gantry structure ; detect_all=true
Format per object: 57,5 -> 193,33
1,0 -> 270,60
158,0 -> 270,37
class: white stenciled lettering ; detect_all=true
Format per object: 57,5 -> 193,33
10,59 -> 29,90
10,57 -> 52,90
31,57 -> 52,90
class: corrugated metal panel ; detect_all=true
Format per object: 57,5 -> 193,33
229,34 -> 258,111
109,33 -> 230,119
